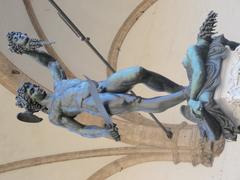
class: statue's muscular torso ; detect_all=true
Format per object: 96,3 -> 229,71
49,79 -> 133,123
51,79 -> 93,117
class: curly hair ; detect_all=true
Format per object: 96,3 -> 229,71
7,32 -> 29,54
7,32 -> 49,54
16,82 -> 44,113
198,11 -> 218,42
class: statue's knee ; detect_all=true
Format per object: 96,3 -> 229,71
131,66 -> 146,78
134,66 -> 145,73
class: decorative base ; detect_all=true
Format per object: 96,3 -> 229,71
214,46 -> 240,128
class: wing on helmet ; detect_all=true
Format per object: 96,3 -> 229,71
17,111 -> 43,123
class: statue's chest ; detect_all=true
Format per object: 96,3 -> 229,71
59,88 -> 82,106
53,91 -> 83,116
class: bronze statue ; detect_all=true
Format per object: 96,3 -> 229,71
8,32 -> 188,141
181,11 -> 240,141
8,11 -> 240,142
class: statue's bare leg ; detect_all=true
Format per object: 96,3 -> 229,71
83,89 -> 188,115
131,89 -> 188,113
98,66 -> 183,93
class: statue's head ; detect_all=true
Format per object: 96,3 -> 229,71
7,32 -> 29,54
16,82 -> 47,112
16,82 -> 47,123
7,32 -> 28,45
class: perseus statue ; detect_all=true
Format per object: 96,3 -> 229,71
181,11 -> 240,141
7,32 -> 188,141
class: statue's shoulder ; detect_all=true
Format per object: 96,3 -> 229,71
54,78 -> 84,91
186,44 -> 199,55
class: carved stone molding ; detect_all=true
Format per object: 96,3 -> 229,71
0,119 -> 225,175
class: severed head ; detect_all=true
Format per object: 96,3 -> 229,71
7,32 -> 29,54
16,82 -> 48,123
7,31 -> 54,54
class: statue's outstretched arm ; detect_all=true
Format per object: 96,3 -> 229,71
25,50 -> 67,81
6,32 -> 66,81
61,117 -> 120,139
50,114 -> 116,139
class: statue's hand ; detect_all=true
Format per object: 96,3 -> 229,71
188,99 -> 203,117
105,123 -> 121,141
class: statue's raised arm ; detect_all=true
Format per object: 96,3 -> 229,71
7,32 -> 66,83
